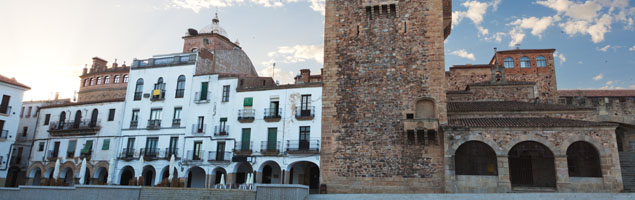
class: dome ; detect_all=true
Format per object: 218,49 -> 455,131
198,14 -> 228,38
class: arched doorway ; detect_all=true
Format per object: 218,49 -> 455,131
567,141 -> 602,177
142,165 -> 156,186
82,168 -> 91,185
508,141 -> 556,189
45,167 -> 55,180
289,161 -> 320,194
260,161 -> 281,184
120,166 -> 134,185
212,168 -> 227,185
94,167 -> 108,185
235,162 -> 253,184
455,141 -> 498,175
187,167 -> 205,188
31,168 -> 42,186
60,168 -> 74,186
160,166 -> 178,183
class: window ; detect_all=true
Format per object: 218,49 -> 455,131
427,130 -> 437,145
81,140 -> 93,155
67,140 -> 76,158
168,137 -> 178,156
22,127 -> 28,137
130,109 -> 140,128
145,137 -> 158,156
104,76 -> 110,84
0,95 -> 10,114
114,75 -> 120,83
96,77 -> 102,85
150,109 -> 162,120
134,78 -> 144,101
366,6 -> 372,20
520,56 -> 531,68
152,77 -> 165,100
416,130 -> 425,145
222,85 -> 230,102
193,141 -> 202,160
176,75 -> 185,98
90,78 -> 94,86
34,107 -> 39,117
455,141 -> 498,175
567,141 -> 601,177
20,107 -> 24,118
301,95 -> 311,110
537,56 -> 547,67
102,139 -> 110,150
241,128 -> 251,151
44,114 -> 51,125
407,130 -> 415,145
197,116 -> 204,133
123,75 -> 129,83
38,142 -> 45,151
108,109 -> 116,121
198,82 -> 209,101
504,57 -> 514,68
244,97 -> 253,106
173,107 -> 182,126
26,106 -> 32,117
83,79 -> 88,87
299,126 -> 310,141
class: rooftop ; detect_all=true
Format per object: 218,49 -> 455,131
559,90 -> 635,97
448,117 -> 614,128
468,81 -> 535,86
0,74 -> 30,89
447,101 -> 593,113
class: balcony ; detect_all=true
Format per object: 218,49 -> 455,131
207,151 -> 232,162
118,148 -> 136,160
237,109 -> 255,123
0,105 -> 11,116
140,148 -> 160,160
130,121 -> 139,129
186,150 -> 204,161
47,150 -> 59,161
403,118 -> 439,131
147,120 -> 161,130
194,92 -> 211,104
264,108 -> 282,122
214,125 -> 229,137
150,89 -> 166,101
192,124 -> 207,134
172,119 -> 181,127
48,120 -> 101,136
0,130 -> 7,140
295,106 -> 315,120
286,139 -> 320,154
234,141 -> 253,155
260,141 -> 281,156
132,54 -> 196,69
163,148 -> 179,160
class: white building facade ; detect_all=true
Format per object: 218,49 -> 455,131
0,75 -> 30,186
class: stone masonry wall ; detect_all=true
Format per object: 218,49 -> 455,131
448,85 -> 535,102
443,126 -> 623,193
321,0 -> 448,193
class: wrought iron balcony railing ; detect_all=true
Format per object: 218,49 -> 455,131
208,151 -> 232,162
238,109 -> 255,122
214,125 -> 229,137
295,106 -> 315,120
286,139 -> 320,154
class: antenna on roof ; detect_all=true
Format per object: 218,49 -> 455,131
515,43 -> 521,50
272,62 -> 276,81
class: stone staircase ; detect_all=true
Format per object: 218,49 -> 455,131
619,152 -> 635,192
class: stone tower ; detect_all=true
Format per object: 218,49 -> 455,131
321,0 -> 452,193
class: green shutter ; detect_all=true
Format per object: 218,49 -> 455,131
200,82 -> 209,100
102,139 -> 110,150
244,97 -> 253,106
267,128 -> 277,150
67,141 -> 76,153
220,117 -> 227,122
82,140 -> 93,154
242,128 -> 251,150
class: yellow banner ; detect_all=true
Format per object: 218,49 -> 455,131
153,89 -> 161,95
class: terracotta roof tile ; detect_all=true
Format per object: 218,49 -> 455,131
448,117 -> 614,128
447,101 -> 593,112
0,74 -> 30,89
558,90 -> 635,97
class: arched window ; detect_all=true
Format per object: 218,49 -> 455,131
90,109 -> 98,127
96,77 -> 102,85
59,111 -> 66,122
123,75 -> 129,83
520,56 -> 531,68
154,77 -> 164,90
176,75 -> 186,98
191,48 -> 198,53
83,79 -> 88,87
73,110 -> 82,128
455,141 -> 498,175
90,78 -> 94,86
537,56 -> 547,67
567,141 -> 602,177
114,75 -> 120,83
504,57 -> 514,68
104,76 -> 110,84
134,78 -> 144,101
415,99 -> 435,119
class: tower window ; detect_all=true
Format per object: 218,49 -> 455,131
504,57 -> 514,68
381,5 -> 388,17
373,6 -> 380,18
520,56 -> 531,68
366,6 -> 372,20
537,56 -> 547,67
390,4 -> 396,17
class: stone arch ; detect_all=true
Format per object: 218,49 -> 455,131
60,167 -> 75,185
287,161 -> 320,194
27,163 -> 45,178
503,137 -> 561,156
142,165 -> 156,186
59,161 -> 77,176
449,134 -> 503,156
559,135 -> 608,157
93,166 -> 108,185
159,166 -> 179,182
508,141 -> 557,188
44,167 -> 56,179
258,161 -> 282,184
186,166 -> 206,188
211,167 -> 227,185
566,141 -> 602,177
455,141 -> 498,175
233,162 -> 253,185
119,165 -> 135,185
415,98 -> 435,119
91,161 -> 109,178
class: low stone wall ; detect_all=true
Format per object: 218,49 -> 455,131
309,193 -> 635,200
455,175 -> 498,193
139,187 -> 255,200
255,184 -> 308,200
0,185 -> 142,200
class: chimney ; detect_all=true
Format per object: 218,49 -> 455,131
82,64 -> 88,75
300,69 -> 311,83
112,59 -> 119,69
54,92 -> 59,100
92,57 -> 108,72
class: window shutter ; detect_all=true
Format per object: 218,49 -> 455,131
102,139 -> 110,150
67,141 -> 76,153
82,140 -> 93,154
244,97 -> 253,106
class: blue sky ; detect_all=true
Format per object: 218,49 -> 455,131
0,0 -> 633,100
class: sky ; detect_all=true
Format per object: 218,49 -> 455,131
0,0 -> 634,101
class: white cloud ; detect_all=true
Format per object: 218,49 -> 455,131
257,62 -> 296,84
170,0 -> 324,14
491,0 -> 502,11
597,44 -> 611,51
629,45 -> 635,51
554,51 -> 566,65
508,27 -> 525,47
593,73 -> 604,81
452,0 -> 495,36
485,32 -> 506,43
449,49 -> 476,61
266,44 -> 323,64
578,61 -> 583,64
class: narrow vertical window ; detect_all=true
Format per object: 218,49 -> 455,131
222,85 -> 230,102
381,5 -> 388,17
104,76 -> 110,84
537,56 -> 547,67
520,56 -> 531,68
366,6 -> 372,20
390,4 -> 396,18
134,79 -> 144,101
504,57 -> 514,68
114,75 -> 120,83
176,75 -> 186,98
108,109 -> 116,121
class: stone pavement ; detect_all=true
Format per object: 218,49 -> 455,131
309,193 -> 635,200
